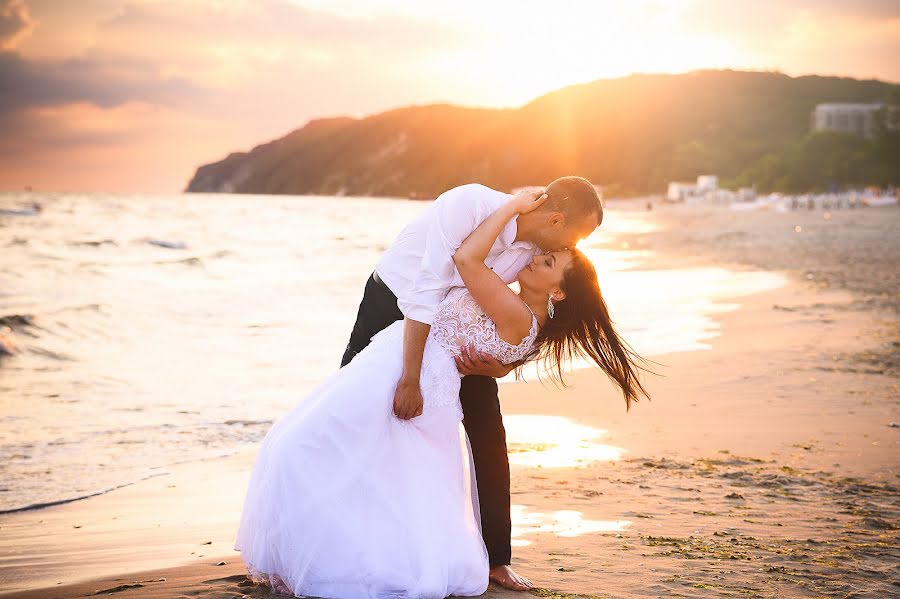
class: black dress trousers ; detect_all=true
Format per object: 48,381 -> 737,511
340,271 -> 513,566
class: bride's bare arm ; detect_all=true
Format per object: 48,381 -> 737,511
452,190 -> 547,345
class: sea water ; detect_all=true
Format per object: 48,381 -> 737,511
0,191 -> 783,513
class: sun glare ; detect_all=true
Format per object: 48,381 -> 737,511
407,0 -> 746,106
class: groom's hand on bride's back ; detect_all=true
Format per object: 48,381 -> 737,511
455,344 -> 518,378
393,377 -> 424,420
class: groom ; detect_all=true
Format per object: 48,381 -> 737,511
341,176 -> 602,590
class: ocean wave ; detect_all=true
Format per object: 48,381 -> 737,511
154,256 -> 204,267
0,314 -> 35,329
147,239 -> 187,249
25,345 -> 77,361
47,302 -> 106,315
0,448 -> 244,514
0,471 -> 170,515
0,191 -> 424,519
68,239 -> 117,247
0,203 -> 42,217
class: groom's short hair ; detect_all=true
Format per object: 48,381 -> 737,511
543,176 -> 603,226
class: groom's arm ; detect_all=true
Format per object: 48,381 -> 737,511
393,318 -> 430,420
396,184 -> 486,325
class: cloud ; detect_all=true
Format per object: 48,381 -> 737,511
70,0 -> 473,88
0,102 -> 210,192
776,15 -> 900,82
680,0 -> 900,42
1,0 -> 474,115
0,0 -> 34,50
95,0 -> 467,54
676,0 -> 900,82
805,0 -> 900,19
0,104 -> 135,161
0,50 -> 212,113
0,0 -> 479,192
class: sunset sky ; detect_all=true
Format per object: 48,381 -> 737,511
2,0 -> 898,194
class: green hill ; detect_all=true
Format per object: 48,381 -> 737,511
185,69 -> 900,197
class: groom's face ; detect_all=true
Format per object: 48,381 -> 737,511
535,211 -> 599,252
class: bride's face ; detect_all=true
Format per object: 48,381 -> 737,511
517,250 -> 573,295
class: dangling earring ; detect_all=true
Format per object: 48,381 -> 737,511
547,295 -> 555,319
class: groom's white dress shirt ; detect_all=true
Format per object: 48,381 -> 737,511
375,183 -> 540,326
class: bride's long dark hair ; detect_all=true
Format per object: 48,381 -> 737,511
528,249 -> 653,410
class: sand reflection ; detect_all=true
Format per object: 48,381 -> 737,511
504,415 -> 624,468
511,504 -> 631,546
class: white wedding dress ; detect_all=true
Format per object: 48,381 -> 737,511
234,287 -> 538,599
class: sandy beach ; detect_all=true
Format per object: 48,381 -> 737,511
2,202 -> 897,598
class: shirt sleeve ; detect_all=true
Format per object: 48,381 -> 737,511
396,184 -> 492,325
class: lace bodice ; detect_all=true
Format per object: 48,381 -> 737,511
367,287 -> 539,414
429,287 -> 539,366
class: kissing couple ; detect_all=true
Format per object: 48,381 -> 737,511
234,176 -> 650,598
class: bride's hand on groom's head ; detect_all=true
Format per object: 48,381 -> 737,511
508,189 -> 548,215
455,345 -> 512,378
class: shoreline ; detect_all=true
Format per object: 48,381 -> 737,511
2,205 -> 897,598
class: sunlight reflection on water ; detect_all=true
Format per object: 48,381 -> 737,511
511,504 -> 631,546
504,415 -> 624,468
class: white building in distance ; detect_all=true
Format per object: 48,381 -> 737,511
811,103 -> 885,139
696,175 -> 718,192
667,175 -> 718,202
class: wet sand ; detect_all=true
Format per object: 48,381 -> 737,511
2,204 -> 898,598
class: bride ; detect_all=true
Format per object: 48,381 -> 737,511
233,191 -> 650,598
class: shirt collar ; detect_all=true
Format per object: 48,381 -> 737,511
501,214 -> 536,250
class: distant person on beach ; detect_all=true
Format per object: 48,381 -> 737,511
234,178 -> 650,598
